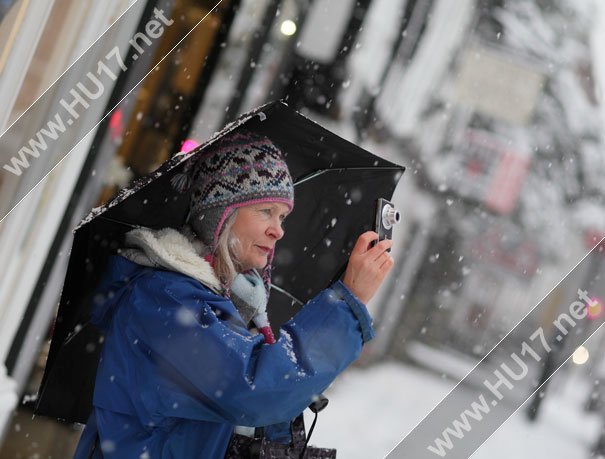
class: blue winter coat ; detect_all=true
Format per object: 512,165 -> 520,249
72,255 -> 375,458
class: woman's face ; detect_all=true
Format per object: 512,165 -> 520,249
231,202 -> 291,271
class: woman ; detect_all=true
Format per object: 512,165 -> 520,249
72,130 -> 394,458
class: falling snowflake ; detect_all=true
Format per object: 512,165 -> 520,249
101,440 -> 116,453
176,307 -> 197,326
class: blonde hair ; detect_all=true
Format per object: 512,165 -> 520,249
212,209 -> 243,288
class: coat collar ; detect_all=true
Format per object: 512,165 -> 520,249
120,226 -> 275,344
121,226 -> 222,294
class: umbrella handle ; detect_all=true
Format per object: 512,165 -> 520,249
308,394 -> 329,413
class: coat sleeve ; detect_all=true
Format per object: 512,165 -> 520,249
127,273 -> 375,427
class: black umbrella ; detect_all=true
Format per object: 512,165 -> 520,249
35,100 -> 404,423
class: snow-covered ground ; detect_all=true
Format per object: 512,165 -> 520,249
474,369 -> 601,459
305,358 -> 602,458
304,361 -> 453,458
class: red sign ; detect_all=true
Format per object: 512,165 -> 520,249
453,130 -> 531,215
485,150 -> 530,214
584,229 -> 605,252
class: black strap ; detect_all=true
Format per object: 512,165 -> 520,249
299,411 -> 318,459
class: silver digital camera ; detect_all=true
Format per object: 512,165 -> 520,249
374,198 -> 400,250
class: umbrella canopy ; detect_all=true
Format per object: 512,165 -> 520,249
35,101 -> 404,423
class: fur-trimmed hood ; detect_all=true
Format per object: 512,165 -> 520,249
118,226 -> 273,339
120,226 -> 222,294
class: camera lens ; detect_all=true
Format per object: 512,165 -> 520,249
382,205 -> 401,229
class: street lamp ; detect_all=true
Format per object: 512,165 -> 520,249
280,20 -> 297,36
572,346 -> 589,365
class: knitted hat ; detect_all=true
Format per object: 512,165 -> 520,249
171,129 -> 294,270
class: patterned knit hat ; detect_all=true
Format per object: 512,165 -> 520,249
171,128 -> 294,258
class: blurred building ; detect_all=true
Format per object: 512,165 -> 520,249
0,0 -> 239,453
360,0 -> 605,370
0,0 -> 145,452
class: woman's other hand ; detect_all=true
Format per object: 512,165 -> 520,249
342,231 -> 394,304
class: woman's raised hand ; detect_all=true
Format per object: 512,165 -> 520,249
342,231 -> 394,304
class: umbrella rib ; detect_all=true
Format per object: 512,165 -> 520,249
97,216 -> 142,229
63,321 -> 90,345
294,166 -> 403,186
270,284 -> 304,306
